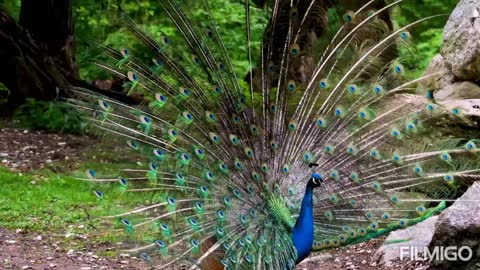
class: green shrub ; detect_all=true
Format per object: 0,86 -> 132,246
14,98 -> 85,134
0,83 -> 10,104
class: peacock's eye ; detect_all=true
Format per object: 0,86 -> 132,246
120,48 -> 129,56
192,55 -> 200,64
319,79 -> 327,89
394,64 -> 404,74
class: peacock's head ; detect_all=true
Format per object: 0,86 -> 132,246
308,173 -> 324,188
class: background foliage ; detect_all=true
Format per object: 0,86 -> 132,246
72,0 -> 459,81
392,0 -> 458,77
74,0 -> 265,80
0,0 -> 460,131
0,0 -> 459,83
13,98 -> 85,134
0,0 -> 21,20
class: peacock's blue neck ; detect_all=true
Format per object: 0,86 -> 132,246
292,183 -> 315,263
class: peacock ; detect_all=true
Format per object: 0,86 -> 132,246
63,0 -> 480,269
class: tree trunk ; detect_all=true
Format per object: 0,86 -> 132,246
246,0 -> 393,90
0,0 -> 78,112
19,0 -> 78,78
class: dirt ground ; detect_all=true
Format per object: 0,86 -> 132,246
0,226 -> 430,270
0,127 -> 94,172
0,228 -> 146,270
0,127 -> 433,270
297,239 -> 430,270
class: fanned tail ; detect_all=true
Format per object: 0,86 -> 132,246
64,0 -> 480,269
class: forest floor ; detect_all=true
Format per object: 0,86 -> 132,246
0,125 -> 432,270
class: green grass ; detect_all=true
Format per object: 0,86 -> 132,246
0,166 -> 143,251
0,169 -> 98,231
0,129 -> 198,253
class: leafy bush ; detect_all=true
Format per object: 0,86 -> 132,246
399,28 -> 444,79
0,83 -> 10,104
392,0 -> 459,78
74,0 -> 265,81
14,98 -> 85,134
0,0 -> 21,20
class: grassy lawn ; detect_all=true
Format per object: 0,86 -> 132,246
0,160 -> 146,251
0,169 -> 99,231
0,134 -> 165,251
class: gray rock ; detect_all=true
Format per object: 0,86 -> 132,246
436,98 -> 480,117
433,81 -> 480,126
434,82 -> 480,101
420,54 -> 455,92
429,182 -> 480,270
373,216 -> 438,266
441,0 -> 480,80
421,0 -> 480,128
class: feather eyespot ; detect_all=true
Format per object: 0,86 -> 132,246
348,84 -> 358,93
93,190 -> 103,199
179,87 -> 190,97
245,147 -> 254,158
250,125 -> 259,135
350,172 -> 359,182
234,159 -> 244,170
86,169 -> 97,179
190,239 -> 199,248
393,64 -> 404,74
205,111 -> 216,121
232,114 -> 241,124
330,170 -> 339,180
168,129 -> 178,138
400,31 -> 411,40
440,152 -> 452,162
426,103 -> 436,111
287,80 -> 296,92
466,140 -> 477,150
212,85 -> 222,94
229,134 -> 239,145
98,99 -> 110,110
288,121 -> 297,131
374,85 -> 384,94
319,79 -> 327,89
261,163 -> 268,173
183,111 -> 193,121
139,115 -> 151,124
343,11 -> 355,23
127,71 -> 139,82
155,93 -> 167,103
317,117 -> 327,128
160,35 -> 169,45
149,162 -> 157,171
334,106 -> 345,117
155,240 -> 165,248
209,132 -> 220,143
290,44 -> 300,56
127,140 -> 139,150
270,105 -> 277,113
191,54 -> 200,64
120,48 -> 130,57
152,58 -> 163,66
117,177 -> 127,187
444,174 -> 454,184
